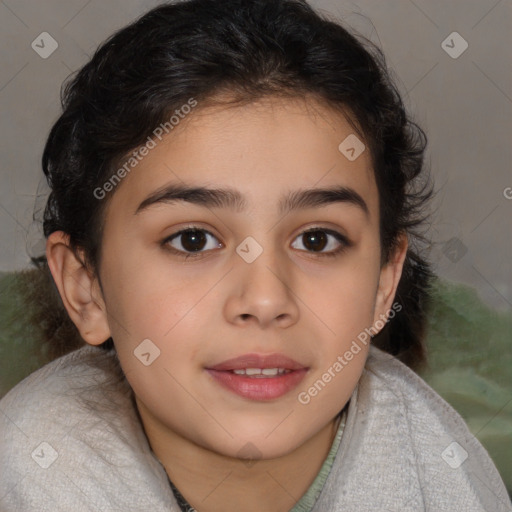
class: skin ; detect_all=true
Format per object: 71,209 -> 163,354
47,95 -> 407,512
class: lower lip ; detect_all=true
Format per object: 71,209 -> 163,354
205,369 -> 308,401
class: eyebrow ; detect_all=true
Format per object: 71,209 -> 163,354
135,182 -> 369,217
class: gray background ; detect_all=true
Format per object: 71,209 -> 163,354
0,0 -> 510,313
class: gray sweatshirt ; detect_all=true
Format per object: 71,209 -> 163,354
0,344 -> 510,511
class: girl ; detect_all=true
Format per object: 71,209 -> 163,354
0,0 -> 510,510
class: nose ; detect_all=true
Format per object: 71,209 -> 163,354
223,247 -> 300,330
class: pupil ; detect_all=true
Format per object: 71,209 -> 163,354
182,230 -> 206,252
304,230 -> 327,251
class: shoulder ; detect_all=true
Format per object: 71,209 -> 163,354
363,344 -> 477,431
0,345 -> 176,511
0,345 -> 128,438
315,345 -> 512,511
362,345 -> 506,464
0,345 -> 110,428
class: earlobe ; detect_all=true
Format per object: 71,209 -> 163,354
46,231 -> 111,346
373,233 -> 408,328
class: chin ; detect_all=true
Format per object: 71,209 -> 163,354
214,428 -> 305,462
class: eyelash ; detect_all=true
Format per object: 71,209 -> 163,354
161,225 -> 352,261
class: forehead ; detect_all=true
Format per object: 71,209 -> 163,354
104,95 -> 378,220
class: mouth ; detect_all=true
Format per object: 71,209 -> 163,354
205,353 -> 309,401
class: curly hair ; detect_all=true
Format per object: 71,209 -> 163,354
28,0 -> 433,370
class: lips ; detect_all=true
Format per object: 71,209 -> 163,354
204,353 -> 309,400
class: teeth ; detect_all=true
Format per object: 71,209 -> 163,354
246,368 -> 263,375
232,368 -> 289,376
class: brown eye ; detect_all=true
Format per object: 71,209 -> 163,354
291,228 -> 350,257
301,230 -> 328,251
179,230 -> 207,252
164,228 -> 222,256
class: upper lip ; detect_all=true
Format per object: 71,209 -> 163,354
206,353 -> 307,371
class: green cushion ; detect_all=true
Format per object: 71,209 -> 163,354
419,278 -> 512,492
0,272 -> 47,396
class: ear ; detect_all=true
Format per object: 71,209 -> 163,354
46,231 -> 111,346
372,232 -> 408,330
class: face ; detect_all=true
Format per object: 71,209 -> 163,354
74,96 -> 403,459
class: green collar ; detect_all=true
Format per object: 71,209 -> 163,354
289,408 -> 347,512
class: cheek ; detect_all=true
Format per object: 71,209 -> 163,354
292,262 -> 377,418
102,259 -> 211,389
297,252 -> 378,404
308,255 -> 380,340
99,242 -> 193,336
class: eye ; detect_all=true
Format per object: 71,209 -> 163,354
291,228 -> 351,258
162,227 -> 222,259
162,226 -> 351,260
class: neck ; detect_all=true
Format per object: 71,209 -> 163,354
136,398 -> 342,512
